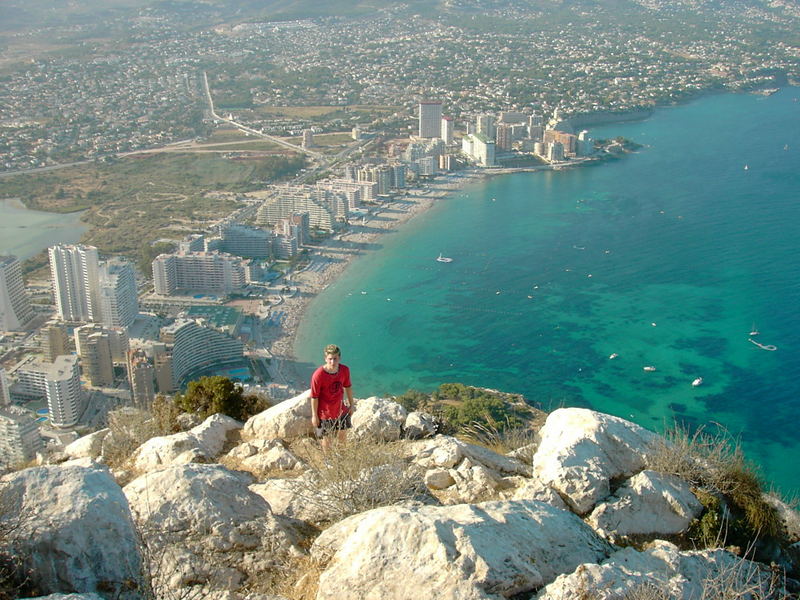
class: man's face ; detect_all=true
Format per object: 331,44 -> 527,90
325,353 -> 340,370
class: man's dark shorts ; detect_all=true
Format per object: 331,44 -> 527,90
320,412 -> 352,436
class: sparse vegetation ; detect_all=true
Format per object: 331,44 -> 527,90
290,438 -> 426,523
646,423 -> 781,548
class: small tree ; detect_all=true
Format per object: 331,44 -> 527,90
175,376 -> 268,422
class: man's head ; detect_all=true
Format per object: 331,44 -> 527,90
324,344 -> 341,358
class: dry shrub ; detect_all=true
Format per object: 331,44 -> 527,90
103,407 -> 164,471
291,438 -> 426,523
699,554 -> 790,600
461,419 -> 537,456
621,582 -> 671,600
646,423 -> 781,545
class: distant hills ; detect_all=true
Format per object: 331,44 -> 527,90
1,0 -> 793,34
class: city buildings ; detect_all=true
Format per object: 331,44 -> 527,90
0,404 -> 44,468
418,101 -> 443,139
14,355 -> 84,428
216,224 -> 273,259
48,244 -> 100,322
98,258 -> 139,329
39,321 -> 71,362
74,324 -> 129,387
160,319 -> 244,389
462,133 -> 496,167
441,116 -> 454,145
152,252 -> 246,296
127,349 -> 156,407
0,255 -> 34,331
257,185 -> 347,232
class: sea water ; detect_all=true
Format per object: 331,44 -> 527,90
0,198 -> 86,259
296,88 -> 800,494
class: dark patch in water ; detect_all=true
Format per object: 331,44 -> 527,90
669,403 -> 687,413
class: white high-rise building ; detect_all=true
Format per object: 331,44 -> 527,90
152,252 -> 246,296
15,355 -> 85,427
418,101 -> 443,138
0,406 -> 44,467
0,255 -> 34,331
0,367 -> 11,406
160,319 -> 244,389
48,244 -> 100,322
98,258 -> 139,329
441,116 -> 454,145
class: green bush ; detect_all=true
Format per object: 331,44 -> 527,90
174,376 -> 269,422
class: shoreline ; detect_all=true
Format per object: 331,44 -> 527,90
261,169 -> 488,392
264,158 -> 606,394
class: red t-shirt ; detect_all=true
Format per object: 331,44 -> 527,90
310,364 -> 351,419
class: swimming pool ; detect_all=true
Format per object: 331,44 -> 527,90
36,408 -> 48,416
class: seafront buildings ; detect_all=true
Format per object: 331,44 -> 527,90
0,255 -> 35,331
13,355 -> 85,428
152,251 -> 246,296
98,258 -> 139,329
160,319 -> 244,389
48,244 -> 101,322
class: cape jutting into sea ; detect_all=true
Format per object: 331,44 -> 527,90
296,87 -> 800,495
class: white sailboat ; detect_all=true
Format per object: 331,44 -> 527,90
436,253 -> 453,263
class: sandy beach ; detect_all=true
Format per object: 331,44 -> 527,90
260,170 -> 486,393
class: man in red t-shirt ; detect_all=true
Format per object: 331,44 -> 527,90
310,344 -> 354,449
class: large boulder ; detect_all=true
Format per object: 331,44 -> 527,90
534,540 -> 783,599
226,439 -> 303,474
587,470 -> 702,541
64,429 -> 109,461
242,391 -> 312,441
131,413 -> 241,471
532,408 -> 658,515
351,397 -> 407,441
123,463 -> 299,597
0,464 -> 144,599
311,499 -> 613,600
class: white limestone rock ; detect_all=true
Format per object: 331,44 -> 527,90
242,390 -> 312,441
765,492 -> 800,543
241,445 -> 302,472
350,396 -> 407,442
404,411 -> 439,439
534,540 -> 782,600
532,408 -> 658,515
406,435 -> 528,476
425,468 -> 456,490
0,464 -> 143,599
250,477 -> 321,523
123,463 -> 299,596
587,470 -> 702,540
130,413 -> 241,471
63,429 -> 109,460
311,499 -> 613,600
510,477 -> 569,511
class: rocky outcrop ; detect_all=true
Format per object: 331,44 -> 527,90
63,429 -> 109,461
587,470 -> 702,540
0,464 -> 144,599
242,390 -> 312,441
404,410 -> 439,439
350,396 -> 407,441
532,408 -> 658,515
311,499 -> 613,600
130,413 -> 241,471
534,540 -> 777,599
226,438 -> 303,473
123,463 -> 300,597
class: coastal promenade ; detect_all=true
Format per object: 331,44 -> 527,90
261,171 -> 484,389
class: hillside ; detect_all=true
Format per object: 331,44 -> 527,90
1,391 -> 798,599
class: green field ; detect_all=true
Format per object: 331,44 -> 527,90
2,152 -> 305,257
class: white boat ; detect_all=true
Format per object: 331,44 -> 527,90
609,353 -> 618,360
643,366 -> 657,372
692,377 -> 703,387
749,323 -> 759,336
436,253 -> 453,263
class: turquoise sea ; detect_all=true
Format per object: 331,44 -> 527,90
295,88 -> 800,494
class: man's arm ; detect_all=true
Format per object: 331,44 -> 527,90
344,386 -> 354,407
311,396 -> 320,427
